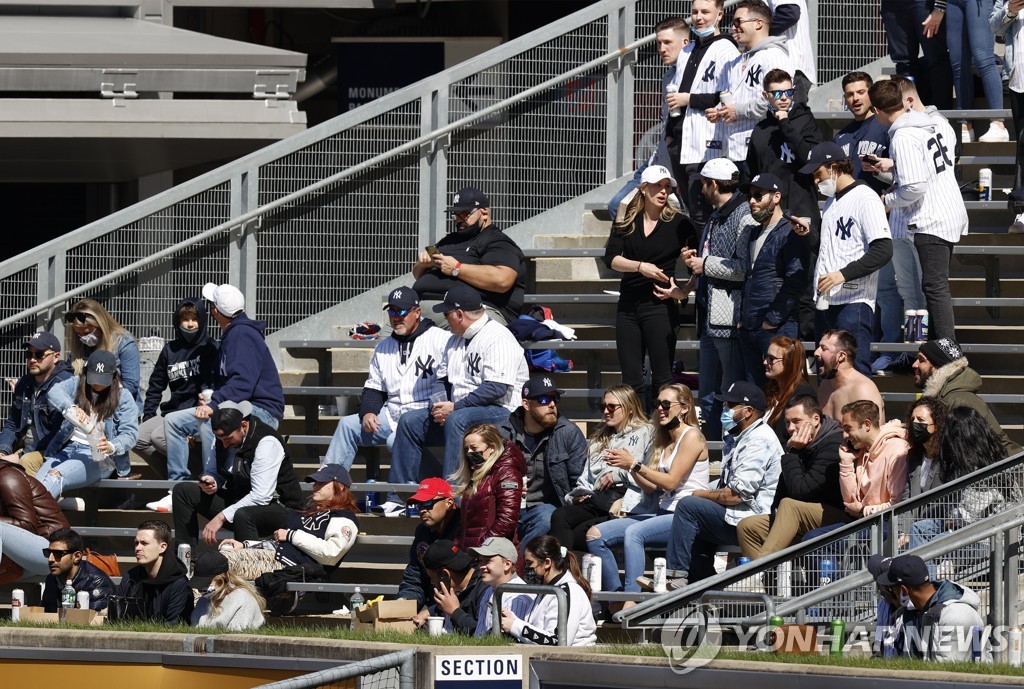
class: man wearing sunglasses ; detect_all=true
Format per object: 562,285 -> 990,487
41,527 -> 114,613
322,287 -> 449,516
501,375 -> 586,552
0,332 -> 73,474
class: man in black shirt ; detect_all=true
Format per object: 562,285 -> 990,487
412,187 -> 526,326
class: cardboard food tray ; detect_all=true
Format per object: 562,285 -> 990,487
353,598 -> 417,633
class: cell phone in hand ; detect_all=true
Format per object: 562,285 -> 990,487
861,154 -> 879,165
426,245 -> 440,256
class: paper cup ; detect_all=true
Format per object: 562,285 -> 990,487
426,616 -> 444,636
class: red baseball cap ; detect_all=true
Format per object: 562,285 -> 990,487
406,477 -> 455,504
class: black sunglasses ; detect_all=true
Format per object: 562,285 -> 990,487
601,402 -> 623,412
43,548 -> 72,559
530,394 -> 560,406
24,349 -> 53,360
767,88 -> 795,99
416,498 -> 446,511
63,312 -> 91,324
655,399 -> 681,411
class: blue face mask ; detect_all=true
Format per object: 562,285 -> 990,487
721,408 -> 737,433
692,25 -> 716,38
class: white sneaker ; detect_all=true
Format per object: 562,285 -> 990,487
58,497 -> 85,512
978,124 -> 1010,143
961,123 -> 974,143
146,492 -> 174,513
1010,213 -> 1024,234
372,500 -> 406,517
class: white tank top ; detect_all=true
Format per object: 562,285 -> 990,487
657,425 -> 710,512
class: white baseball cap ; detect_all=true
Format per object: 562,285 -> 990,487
202,282 -> 245,317
700,158 -> 739,182
641,164 -> 677,188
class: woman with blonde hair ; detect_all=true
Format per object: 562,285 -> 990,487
452,423 -> 525,550
603,165 -> 696,402
548,385 -> 653,551
586,384 -> 708,595
192,553 -> 266,631
63,298 -> 141,405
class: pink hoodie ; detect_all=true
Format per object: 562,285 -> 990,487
839,422 -> 910,517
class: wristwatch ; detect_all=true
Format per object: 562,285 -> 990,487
631,461 -> 644,474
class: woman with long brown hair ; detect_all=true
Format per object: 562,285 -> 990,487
762,335 -> 815,442
451,423 -> 525,550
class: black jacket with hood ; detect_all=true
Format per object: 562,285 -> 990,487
115,549 -> 194,624
143,298 -> 219,420
773,415 -> 845,511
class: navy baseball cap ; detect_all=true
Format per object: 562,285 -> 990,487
24,331 -> 61,353
878,555 -> 929,587
799,141 -> 849,174
86,350 -> 117,387
432,282 -> 483,313
383,286 -> 420,311
446,186 -> 490,213
306,463 -> 352,488
740,173 -> 783,195
523,374 -> 561,399
714,381 -> 766,412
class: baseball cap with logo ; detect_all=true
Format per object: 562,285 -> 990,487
740,172 -> 783,195
305,463 -> 352,488
383,286 -> 420,311
700,158 -> 740,182
447,186 -> 490,213
202,282 -> 245,317
877,555 -> 930,587
24,331 -> 61,353
468,536 -> 518,564
714,380 -> 766,412
406,477 -> 456,504
867,554 -> 893,583
86,350 -> 117,387
799,141 -> 850,174
641,164 -> 677,188
523,374 -> 561,400
432,282 -> 483,314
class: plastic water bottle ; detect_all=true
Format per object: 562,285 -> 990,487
349,587 -> 365,631
666,83 -> 682,117
60,579 -> 75,621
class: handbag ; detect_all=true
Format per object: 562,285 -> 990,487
107,594 -> 145,622
85,549 -> 120,577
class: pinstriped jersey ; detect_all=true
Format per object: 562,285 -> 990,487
439,317 -> 528,411
678,39 -> 741,164
766,0 -> 816,84
716,40 -> 794,162
816,181 -> 892,308
884,109 -> 967,243
364,324 -> 450,428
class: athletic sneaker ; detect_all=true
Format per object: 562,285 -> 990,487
1010,213 -> 1024,234
371,500 -> 406,517
874,351 -> 915,377
870,354 -> 894,375
635,576 -> 654,592
57,497 -> 85,511
146,491 -> 174,512
667,577 -> 689,591
978,123 -> 1010,143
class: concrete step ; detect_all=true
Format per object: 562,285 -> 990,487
533,234 -> 608,249
533,256 -> 617,281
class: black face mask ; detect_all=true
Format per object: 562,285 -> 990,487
450,220 -> 483,240
909,421 -> 933,446
466,451 -> 487,471
523,568 -> 544,586
663,416 -> 682,431
178,325 -> 200,344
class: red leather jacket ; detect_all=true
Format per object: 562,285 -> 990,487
457,443 -> 526,551
0,462 -> 69,537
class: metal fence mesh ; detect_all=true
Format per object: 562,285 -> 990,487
816,0 -> 887,85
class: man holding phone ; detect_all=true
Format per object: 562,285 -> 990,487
412,187 -> 526,327
422,539 -> 487,635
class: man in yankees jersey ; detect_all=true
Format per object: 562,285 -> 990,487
799,142 -> 893,376
869,79 -> 966,343
708,0 -> 794,172
669,0 -> 739,227
872,78 -> 966,343
389,283 -> 529,495
323,287 -> 449,514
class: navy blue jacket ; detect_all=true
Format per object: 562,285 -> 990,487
740,217 -> 810,330
211,313 -> 284,420
0,360 -> 74,455
43,559 -> 115,613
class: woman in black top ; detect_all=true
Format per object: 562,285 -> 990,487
603,165 -> 696,402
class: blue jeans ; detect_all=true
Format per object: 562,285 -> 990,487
946,0 -> 1003,111
738,321 -> 797,389
323,413 -> 396,469
908,517 -> 947,551
815,301 -> 874,375
587,511 -> 674,593
875,259 -> 903,345
892,236 -> 927,312
165,404 -> 278,481
37,444 -> 114,499
0,521 -> 50,577
666,496 -> 739,581
519,503 -> 558,554
698,334 -> 742,441
879,0 -> 954,109
607,163 -> 647,218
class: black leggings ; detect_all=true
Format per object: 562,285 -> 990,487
616,298 -> 680,402
549,502 -> 612,552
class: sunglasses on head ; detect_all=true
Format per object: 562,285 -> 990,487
43,548 -> 72,559
24,349 -> 52,360
768,88 -> 795,99
530,394 -> 560,405
63,312 -> 91,324
655,399 -> 680,411
387,307 -> 412,318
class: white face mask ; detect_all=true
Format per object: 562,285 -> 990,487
817,172 -> 837,198
78,332 -> 100,347
692,25 -> 716,38
900,590 -> 913,609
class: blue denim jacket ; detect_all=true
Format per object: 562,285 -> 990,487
45,376 -> 139,471
0,360 -> 74,455
718,416 -> 783,525
992,1 -> 1021,82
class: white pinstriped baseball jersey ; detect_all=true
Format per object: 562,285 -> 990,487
717,40 -> 794,162
439,317 -> 528,411
679,39 -> 740,165
816,181 -> 892,308
884,109 -> 967,243
364,323 -> 450,428
766,0 -> 816,84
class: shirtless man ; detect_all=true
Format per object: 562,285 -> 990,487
815,329 -> 885,422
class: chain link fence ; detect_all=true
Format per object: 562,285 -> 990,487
251,650 -> 414,689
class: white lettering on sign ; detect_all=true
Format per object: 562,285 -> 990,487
435,654 -> 522,681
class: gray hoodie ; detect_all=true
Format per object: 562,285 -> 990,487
905,579 -> 989,662
734,36 -> 791,121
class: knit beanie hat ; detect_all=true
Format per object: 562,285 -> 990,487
919,338 -> 964,368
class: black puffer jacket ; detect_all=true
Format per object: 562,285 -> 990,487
42,560 -> 115,613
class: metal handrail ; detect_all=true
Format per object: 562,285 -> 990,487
492,582 -> 569,646
622,447 -> 1024,628
251,649 -> 415,689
